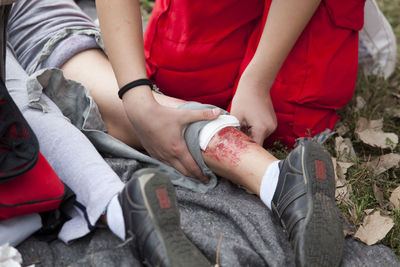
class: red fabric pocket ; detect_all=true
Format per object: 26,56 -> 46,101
324,0 -> 366,31
0,153 -> 65,220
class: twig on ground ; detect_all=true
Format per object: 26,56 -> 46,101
214,232 -> 224,267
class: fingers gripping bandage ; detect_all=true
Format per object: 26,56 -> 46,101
178,102 -> 240,182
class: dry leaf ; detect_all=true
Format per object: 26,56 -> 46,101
354,96 -> 366,112
332,157 -> 337,179
385,108 -> 400,119
337,162 -> 354,177
355,117 -> 398,149
335,180 -> 351,204
372,183 -> 384,203
335,137 -> 356,162
369,119 -> 384,130
355,117 -> 370,132
343,228 -> 355,237
335,137 -> 348,162
333,157 -> 353,204
335,176 -> 348,200
389,186 -> 400,211
357,130 -> 397,148
363,209 -> 375,215
368,153 -> 400,175
356,118 -> 383,132
332,157 -> 344,203
354,210 -> 394,245
335,122 -> 349,136
392,92 -> 400,99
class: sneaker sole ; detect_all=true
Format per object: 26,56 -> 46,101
137,169 -> 210,267
297,142 -> 344,267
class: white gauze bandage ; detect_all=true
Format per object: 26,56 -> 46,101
198,115 -> 240,150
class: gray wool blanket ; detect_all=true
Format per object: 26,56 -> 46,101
18,157 -> 400,267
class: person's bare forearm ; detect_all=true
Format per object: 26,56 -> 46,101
244,0 -> 321,87
96,0 -> 155,110
96,0 -> 146,85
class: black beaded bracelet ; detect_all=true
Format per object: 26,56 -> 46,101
118,78 -> 154,99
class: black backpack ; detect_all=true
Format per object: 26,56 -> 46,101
0,5 -> 39,183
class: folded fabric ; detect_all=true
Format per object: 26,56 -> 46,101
0,213 -> 42,247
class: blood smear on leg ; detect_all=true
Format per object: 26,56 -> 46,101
205,127 -> 252,167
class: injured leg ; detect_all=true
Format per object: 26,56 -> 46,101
188,114 -> 344,267
201,126 -> 279,208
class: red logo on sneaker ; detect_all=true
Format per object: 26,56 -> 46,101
315,160 -> 326,180
156,188 -> 171,209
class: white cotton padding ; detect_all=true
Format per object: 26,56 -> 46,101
198,115 -> 240,150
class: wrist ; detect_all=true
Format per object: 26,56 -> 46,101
118,78 -> 154,99
241,67 -> 274,91
122,85 -> 158,114
237,72 -> 273,98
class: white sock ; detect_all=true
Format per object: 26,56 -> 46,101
259,160 -> 280,210
106,194 -> 126,240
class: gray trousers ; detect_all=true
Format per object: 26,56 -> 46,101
5,0 -> 125,243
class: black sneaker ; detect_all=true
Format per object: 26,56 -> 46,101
119,168 -> 210,267
271,141 -> 344,267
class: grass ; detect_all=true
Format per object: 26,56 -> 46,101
331,0 -> 400,258
333,72 -> 400,257
139,0 -> 400,258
